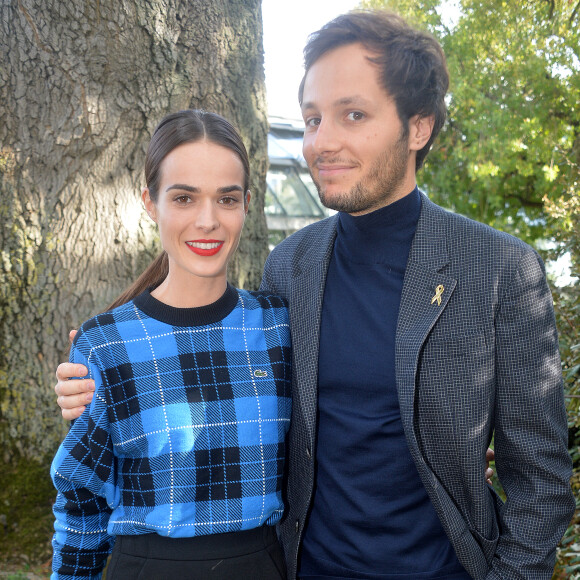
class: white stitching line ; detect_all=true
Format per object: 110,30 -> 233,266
84,324 -> 289,359
239,293 -> 267,524
111,418 -> 290,447
109,515 -> 263,529
133,303 -> 176,532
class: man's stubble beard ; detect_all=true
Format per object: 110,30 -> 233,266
312,130 -> 410,215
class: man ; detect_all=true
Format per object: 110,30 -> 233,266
56,10 -> 573,580
260,10 -> 573,579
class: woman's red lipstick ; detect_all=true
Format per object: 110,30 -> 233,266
186,240 -> 224,256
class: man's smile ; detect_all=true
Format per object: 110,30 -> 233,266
317,164 -> 355,178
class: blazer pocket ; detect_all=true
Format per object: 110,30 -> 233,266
469,487 -> 501,565
471,526 -> 499,565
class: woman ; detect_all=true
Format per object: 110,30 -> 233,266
51,110 -> 291,580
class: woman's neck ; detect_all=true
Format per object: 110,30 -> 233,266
150,271 -> 228,308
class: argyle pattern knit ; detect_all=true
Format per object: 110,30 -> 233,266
51,285 -> 291,579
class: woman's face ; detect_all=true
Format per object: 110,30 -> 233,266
143,140 -> 249,293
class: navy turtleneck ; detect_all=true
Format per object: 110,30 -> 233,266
298,188 -> 469,579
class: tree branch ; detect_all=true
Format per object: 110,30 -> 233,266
571,0 -> 580,25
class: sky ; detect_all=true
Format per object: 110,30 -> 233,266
262,0 -> 360,121
261,0 -> 463,120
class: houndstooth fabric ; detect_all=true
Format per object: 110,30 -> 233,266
51,286 -> 291,579
261,193 -> 574,580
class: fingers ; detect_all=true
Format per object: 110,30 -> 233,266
54,363 -> 94,422
485,467 -> 494,485
56,362 -> 88,381
56,382 -> 93,420
55,377 -> 94,400
56,384 -> 94,406
56,331 -> 85,421
62,405 -> 87,421
485,447 -> 495,485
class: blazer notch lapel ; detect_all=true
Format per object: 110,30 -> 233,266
396,263 -> 457,445
290,220 -> 336,445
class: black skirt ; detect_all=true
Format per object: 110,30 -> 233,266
106,525 -> 286,579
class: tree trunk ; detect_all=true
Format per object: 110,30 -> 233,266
0,0 -> 268,563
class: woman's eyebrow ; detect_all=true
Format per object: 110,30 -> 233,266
166,183 -> 199,193
217,185 -> 244,194
166,184 -> 243,194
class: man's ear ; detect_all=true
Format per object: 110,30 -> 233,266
409,114 -> 435,151
142,188 -> 157,223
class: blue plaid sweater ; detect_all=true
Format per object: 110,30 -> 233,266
51,285 -> 292,579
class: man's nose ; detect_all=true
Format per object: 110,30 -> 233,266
309,119 -> 341,156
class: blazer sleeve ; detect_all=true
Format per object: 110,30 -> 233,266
260,252 -> 275,293
260,246 -> 286,296
486,248 -> 574,579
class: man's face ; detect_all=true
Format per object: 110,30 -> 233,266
301,43 -> 419,215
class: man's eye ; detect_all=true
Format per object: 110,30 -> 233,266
219,196 -> 238,205
174,195 -> 191,203
305,117 -> 321,128
347,111 -> 365,121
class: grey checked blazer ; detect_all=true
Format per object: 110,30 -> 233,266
260,193 -> 574,580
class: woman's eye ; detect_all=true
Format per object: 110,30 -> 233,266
347,111 -> 365,121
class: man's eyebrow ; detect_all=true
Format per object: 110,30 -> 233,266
335,96 -> 371,107
301,95 -> 371,111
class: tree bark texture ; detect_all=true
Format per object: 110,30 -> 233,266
0,0 -> 269,466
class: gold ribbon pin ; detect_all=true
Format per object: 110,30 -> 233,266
431,284 -> 444,306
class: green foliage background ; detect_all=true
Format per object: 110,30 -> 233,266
360,0 -> 580,576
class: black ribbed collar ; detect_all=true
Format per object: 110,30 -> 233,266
133,283 -> 239,327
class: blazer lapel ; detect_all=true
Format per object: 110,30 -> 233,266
290,217 -> 337,446
395,196 -> 456,449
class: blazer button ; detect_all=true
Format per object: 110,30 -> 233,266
295,520 -> 299,533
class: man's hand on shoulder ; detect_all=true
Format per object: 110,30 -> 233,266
54,329 -> 94,420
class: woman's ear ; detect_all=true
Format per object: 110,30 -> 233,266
142,188 -> 157,223
244,190 -> 251,215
